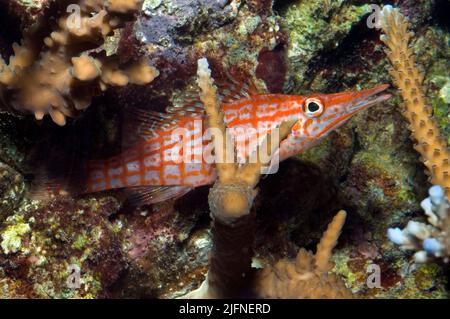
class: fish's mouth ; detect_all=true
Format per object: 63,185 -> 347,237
346,84 -> 392,113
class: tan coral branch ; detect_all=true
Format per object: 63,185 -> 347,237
237,118 -> 296,188
315,210 -> 346,272
254,210 -> 352,299
380,6 -> 450,197
197,58 -> 236,184
0,0 -> 159,126
184,58 -> 295,299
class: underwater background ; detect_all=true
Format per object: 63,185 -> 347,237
0,0 -> 448,298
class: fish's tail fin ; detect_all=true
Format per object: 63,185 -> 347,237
25,143 -> 89,203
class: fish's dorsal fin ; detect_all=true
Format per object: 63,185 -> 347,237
165,87 -> 206,115
121,107 -> 172,147
129,107 -> 171,135
124,185 -> 192,207
123,103 -> 203,145
216,70 -> 265,104
166,70 -> 266,115
123,69 -> 265,143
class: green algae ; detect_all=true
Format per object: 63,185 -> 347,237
417,28 -> 450,145
332,245 -> 448,298
0,196 -> 122,298
143,0 -> 162,11
282,0 -> 370,91
0,215 -> 30,254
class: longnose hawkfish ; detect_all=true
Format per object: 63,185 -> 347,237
68,76 -> 391,206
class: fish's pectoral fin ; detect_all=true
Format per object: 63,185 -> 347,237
123,185 -> 193,207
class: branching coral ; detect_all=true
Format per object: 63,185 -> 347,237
388,185 -> 450,263
254,210 -> 353,299
380,5 -> 450,197
0,0 -> 159,126
183,59 -> 356,299
182,58 -> 295,298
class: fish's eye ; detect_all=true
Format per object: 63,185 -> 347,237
304,98 -> 324,117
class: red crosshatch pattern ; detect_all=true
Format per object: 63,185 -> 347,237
82,83 -> 391,198
86,95 -> 305,193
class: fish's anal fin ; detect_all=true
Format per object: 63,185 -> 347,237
124,185 -> 193,207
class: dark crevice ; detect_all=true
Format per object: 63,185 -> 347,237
305,15 -> 384,91
0,0 -> 23,58
338,129 -> 360,184
431,0 -> 450,30
272,0 -> 298,14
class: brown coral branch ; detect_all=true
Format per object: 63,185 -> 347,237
0,0 -> 159,126
254,210 -> 352,299
380,6 -> 450,197
183,58 -> 295,298
315,210 -> 346,272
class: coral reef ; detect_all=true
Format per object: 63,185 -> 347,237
255,211 -> 353,299
388,185 -> 450,263
0,162 -> 25,222
0,0 -> 449,299
280,0 -> 370,92
0,196 -> 123,298
0,0 -> 159,125
380,5 -> 450,196
0,194 -> 210,298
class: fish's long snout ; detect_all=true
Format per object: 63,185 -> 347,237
345,84 -> 392,113
315,84 -> 393,138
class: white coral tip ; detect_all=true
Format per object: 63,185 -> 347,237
413,251 -> 428,263
429,185 -> 444,204
420,197 -> 432,213
387,228 -> 409,245
380,5 -> 393,19
405,220 -> 430,240
197,58 -> 210,73
423,238 -> 442,255
421,197 -> 440,226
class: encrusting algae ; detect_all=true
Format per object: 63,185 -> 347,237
0,0 -> 159,126
380,5 -> 450,197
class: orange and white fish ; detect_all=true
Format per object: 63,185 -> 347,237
80,81 -> 391,206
